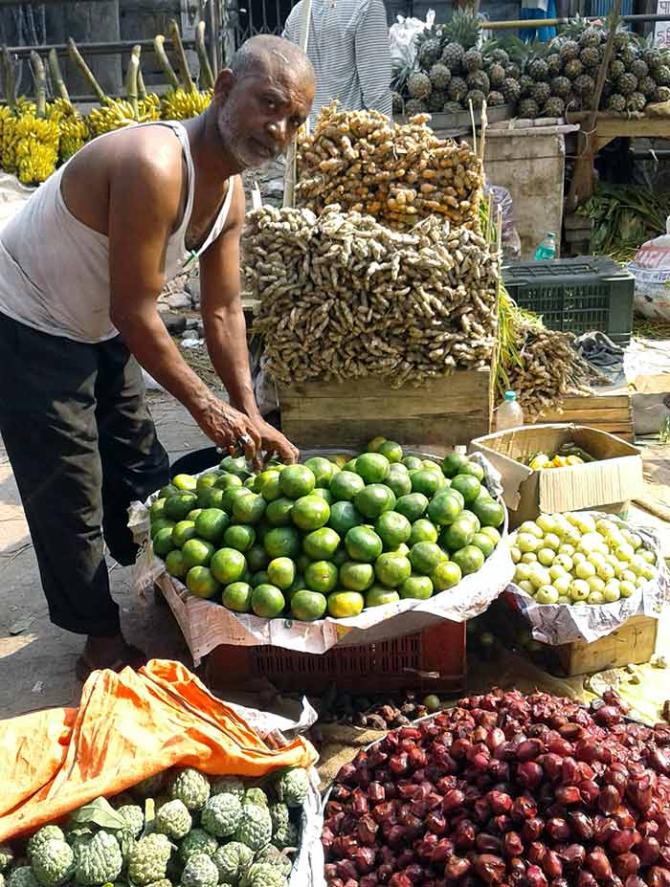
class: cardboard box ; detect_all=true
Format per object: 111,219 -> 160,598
469,424 -> 643,528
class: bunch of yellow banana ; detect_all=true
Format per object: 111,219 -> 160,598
48,97 -> 87,162
86,97 -> 140,138
12,110 -> 59,184
139,92 -> 161,121
160,86 -> 212,120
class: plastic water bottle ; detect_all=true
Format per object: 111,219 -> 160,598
495,391 -> 524,432
534,232 -> 557,261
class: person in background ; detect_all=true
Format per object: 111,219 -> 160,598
283,0 -> 393,127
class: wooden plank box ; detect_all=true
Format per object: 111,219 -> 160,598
534,393 -> 634,442
279,368 -> 493,451
545,615 -> 658,677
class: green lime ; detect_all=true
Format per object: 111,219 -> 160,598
186,566 -> 220,598
431,560 -> 463,591
375,511 -> 412,550
393,542 -> 410,557
257,470 -> 282,503
264,526 -> 301,559
182,538 -> 215,569
279,465 -> 316,500
222,485 -> 253,514
441,452 -> 471,478
366,585 -> 400,607
171,520 -> 198,548
159,484 -> 178,499
224,524 -> 257,553
410,469 -> 445,498
366,436 -> 387,453
479,526 -> 502,546
251,570 -> 269,588
354,484 -> 396,520
291,494 -> 331,531
303,527 -> 340,560
459,510 -> 481,532
345,526 -> 383,562
186,509 -> 203,522
339,561 -> 374,592
172,473 -> 197,492
246,544 -> 269,573
151,518 -> 175,539
378,440 -> 403,464
266,497 -> 295,527
409,541 -> 446,575
343,458 -> 358,472
450,474 -> 482,505
219,456 -> 251,479
472,495 -> 505,529
327,591 -> 364,619
312,487 -> 334,505
304,456 -> 337,487
210,547 -> 246,584
423,460 -> 443,473
286,575 -> 305,600
385,466 -> 412,499
305,560 -> 338,594
198,487 -> 226,509
267,556 -> 296,590
290,589 -> 327,621
471,532 -> 495,558
150,498 -> 167,520
355,452 -> 390,484
409,518 -> 439,545
461,461 -> 485,482
402,456 -> 423,471
196,472 -> 221,493
222,581 -> 253,613
399,574 -> 434,600
441,517 -> 477,553
329,501 -> 362,536
427,490 -> 463,526
395,493 -> 429,522
451,545 -> 486,576
374,552 -> 412,588
215,473 -> 243,491
330,471 -> 366,502
164,492 -> 199,521
232,493 -> 266,525
195,508 -> 230,543
251,584 -> 286,618
165,549 -> 188,580
331,548 -> 348,568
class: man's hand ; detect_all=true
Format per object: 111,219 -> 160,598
194,396 -> 263,465
252,418 -> 299,464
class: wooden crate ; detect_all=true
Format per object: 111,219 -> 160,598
532,392 -> 634,441
279,369 -> 492,451
547,615 -> 658,677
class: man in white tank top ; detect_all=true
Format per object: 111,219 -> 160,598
0,36 -> 315,678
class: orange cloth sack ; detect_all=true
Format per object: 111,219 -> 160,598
0,658 -> 316,842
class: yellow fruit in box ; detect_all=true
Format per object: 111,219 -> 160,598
529,454 -> 551,470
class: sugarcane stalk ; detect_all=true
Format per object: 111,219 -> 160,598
168,19 -> 195,93
1,45 -> 17,108
48,48 -> 70,102
195,21 -> 215,90
68,37 -> 107,103
30,51 -> 47,119
127,45 -> 141,120
153,34 -> 180,90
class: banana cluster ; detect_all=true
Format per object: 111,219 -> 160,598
160,87 -> 212,120
48,98 -> 88,162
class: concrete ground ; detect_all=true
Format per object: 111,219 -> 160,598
0,392 -> 209,717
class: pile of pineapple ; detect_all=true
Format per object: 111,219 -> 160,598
519,21 -> 670,118
393,11 -> 525,115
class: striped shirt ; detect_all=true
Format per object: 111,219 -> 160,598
283,0 -> 392,127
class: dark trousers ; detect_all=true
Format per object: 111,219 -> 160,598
0,312 -> 169,636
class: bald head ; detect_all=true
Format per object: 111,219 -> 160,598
230,35 -> 315,88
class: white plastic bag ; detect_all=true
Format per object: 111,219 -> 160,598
389,10 -> 435,69
627,216 -> 670,320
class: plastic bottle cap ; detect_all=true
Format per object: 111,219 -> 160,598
504,391 -> 516,401
455,445 -> 467,455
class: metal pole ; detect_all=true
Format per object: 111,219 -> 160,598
3,37 -> 196,59
485,12 -> 670,28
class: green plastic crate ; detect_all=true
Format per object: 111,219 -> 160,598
502,256 -> 634,346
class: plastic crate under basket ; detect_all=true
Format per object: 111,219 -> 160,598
503,256 -> 634,346
205,621 -> 466,695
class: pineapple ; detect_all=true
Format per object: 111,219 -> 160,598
442,10 -> 482,52
617,72 -> 638,96
407,71 -> 432,100
630,58 -> 649,79
441,42 -> 465,72
463,48 -> 483,72
565,93 -> 582,112
543,96 -> 565,117
580,46 -> 601,68
564,59 -> 584,81
574,73 -> 596,97
428,90 -> 448,112
654,65 -> 670,85
531,81 -> 551,106
506,63 -> 522,80
546,54 -> 562,76
643,47 -> 663,69
579,27 -> 602,48
417,33 -> 443,70
487,90 -> 505,106
620,46 -> 637,69
654,85 -> 670,102
404,98 -> 427,115
466,89 -> 486,109
607,93 -> 626,112
613,31 -> 630,52
609,59 -> 626,80
519,74 -> 534,96
518,97 -> 539,118
639,76 -> 657,97
501,77 -> 521,103
429,63 -> 451,90
447,77 -> 468,102
560,40 -> 580,63
391,91 -> 404,114
528,58 -> 549,82
488,63 -> 506,87
550,76 -> 571,98
489,48 -> 510,66
443,100 -> 464,113
467,71 -> 490,94
627,91 -> 646,112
